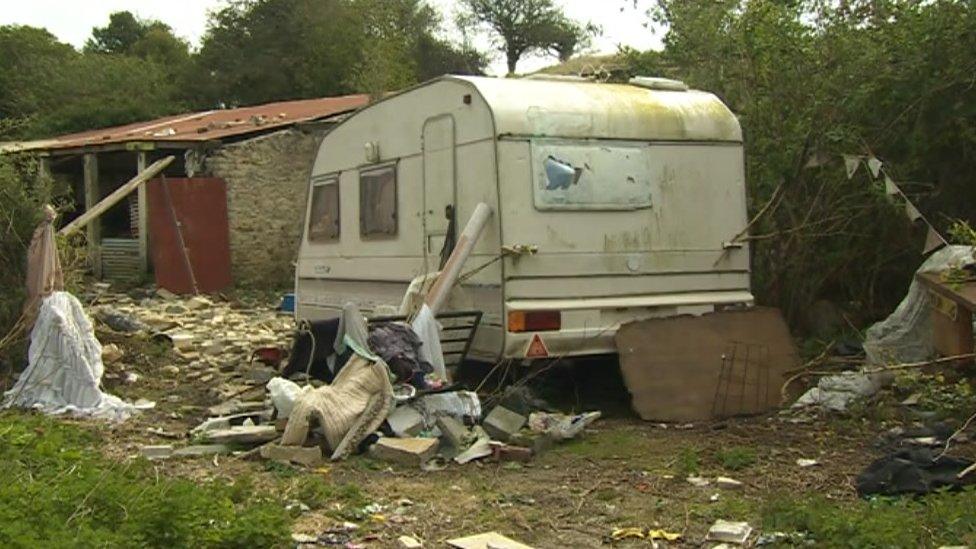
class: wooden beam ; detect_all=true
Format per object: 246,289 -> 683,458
83,153 -> 102,278
136,152 -> 149,274
61,156 -> 174,238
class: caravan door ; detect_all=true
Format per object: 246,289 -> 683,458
422,115 -> 457,273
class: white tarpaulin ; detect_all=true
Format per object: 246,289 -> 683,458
411,304 -> 447,381
863,245 -> 975,364
2,292 -> 148,421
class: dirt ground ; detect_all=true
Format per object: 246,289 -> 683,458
54,291 -> 975,548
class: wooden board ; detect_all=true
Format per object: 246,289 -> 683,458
615,307 -> 800,422
916,272 -> 976,311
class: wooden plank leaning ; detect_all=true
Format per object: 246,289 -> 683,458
59,155 -> 175,237
424,202 -> 493,314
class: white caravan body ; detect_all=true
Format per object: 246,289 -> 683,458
296,75 -> 752,362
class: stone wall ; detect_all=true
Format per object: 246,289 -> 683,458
206,128 -> 322,289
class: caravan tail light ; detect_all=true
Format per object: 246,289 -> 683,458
507,310 -> 561,333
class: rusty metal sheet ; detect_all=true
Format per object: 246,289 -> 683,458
615,307 -> 800,422
12,95 -> 370,152
148,178 -> 232,294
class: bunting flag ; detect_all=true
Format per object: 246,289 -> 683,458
925,226 -> 948,254
844,153 -> 947,255
804,151 -> 831,169
844,155 -> 861,179
904,201 -> 923,222
867,157 -> 883,178
883,176 -> 899,196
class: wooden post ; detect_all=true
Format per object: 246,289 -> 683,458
136,151 -> 149,274
83,153 -> 102,278
38,156 -> 51,184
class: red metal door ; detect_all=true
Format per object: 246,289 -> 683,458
148,177 -> 232,294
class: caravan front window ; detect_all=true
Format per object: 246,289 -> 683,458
531,140 -> 653,211
359,164 -> 397,237
308,177 -> 340,242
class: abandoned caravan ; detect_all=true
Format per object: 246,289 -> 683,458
295,75 -> 751,362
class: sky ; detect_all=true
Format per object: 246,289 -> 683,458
0,0 -> 663,75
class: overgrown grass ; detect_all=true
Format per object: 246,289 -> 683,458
0,411 -> 291,548
762,490 -> 976,548
715,446 -> 757,471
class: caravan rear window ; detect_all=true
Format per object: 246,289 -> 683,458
308,177 -> 340,242
531,140 -> 653,211
360,165 -> 398,237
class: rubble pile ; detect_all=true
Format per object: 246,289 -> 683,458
89,286 -> 293,401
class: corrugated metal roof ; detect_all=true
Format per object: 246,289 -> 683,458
1,94 -> 371,154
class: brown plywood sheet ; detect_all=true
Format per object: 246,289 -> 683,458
615,307 -> 800,422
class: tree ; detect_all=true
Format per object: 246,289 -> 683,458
85,11 -> 150,55
459,0 -> 594,73
0,26 -> 77,128
194,0 -> 485,107
543,17 -> 599,62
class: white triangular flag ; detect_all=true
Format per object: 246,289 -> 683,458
867,157 -> 883,178
804,151 -> 830,169
843,155 -> 861,179
904,201 -> 923,222
924,226 -> 947,254
883,176 -> 899,196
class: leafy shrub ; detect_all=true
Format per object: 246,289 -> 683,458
675,447 -> 700,476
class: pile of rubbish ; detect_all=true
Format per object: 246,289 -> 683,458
792,245 -> 976,413
183,301 -> 600,468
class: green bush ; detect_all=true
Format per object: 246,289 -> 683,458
0,412 -> 291,548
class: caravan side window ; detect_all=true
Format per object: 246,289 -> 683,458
308,176 -> 340,242
359,165 -> 397,237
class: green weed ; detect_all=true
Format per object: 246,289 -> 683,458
674,447 -> 700,476
715,446 -> 757,471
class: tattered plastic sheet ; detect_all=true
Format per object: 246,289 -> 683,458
411,304 -> 446,380
863,245 -> 975,364
2,292 -> 148,421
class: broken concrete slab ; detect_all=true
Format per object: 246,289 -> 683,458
260,444 -> 323,467
483,406 -> 527,442
388,405 -> 425,437
172,444 -> 232,457
706,520 -> 753,544
204,425 -> 278,445
141,445 -> 174,460
370,437 -> 439,467
436,415 -> 473,448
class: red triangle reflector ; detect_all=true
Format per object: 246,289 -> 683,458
525,334 -> 549,358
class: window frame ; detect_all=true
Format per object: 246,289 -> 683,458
307,174 -> 341,243
358,162 -> 399,239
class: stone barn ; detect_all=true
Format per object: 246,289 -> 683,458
3,95 -> 369,291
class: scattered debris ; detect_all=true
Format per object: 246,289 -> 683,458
527,411 -> 601,440
856,448 -> 975,496
716,476 -> 744,490
203,425 -> 278,445
387,405 -> 425,437
447,531 -> 534,549
397,535 -> 424,548
172,445 -> 232,457
706,519 -> 753,544
796,458 -> 820,468
687,475 -> 711,487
